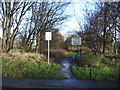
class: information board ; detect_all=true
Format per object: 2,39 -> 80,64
71,37 -> 81,45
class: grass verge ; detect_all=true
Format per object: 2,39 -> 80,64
1,52 -> 67,80
71,65 -> 119,81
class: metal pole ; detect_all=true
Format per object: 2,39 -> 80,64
78,45 -> 80,56
79,46 -> 81,56
48,40 -> 50,64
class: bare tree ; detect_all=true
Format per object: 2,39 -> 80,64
17,1 -> 70,53
0,1 -> 34,53
76,2 -> 119,54
32,1 -> 70,53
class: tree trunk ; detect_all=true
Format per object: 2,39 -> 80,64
35,32 -> 41,53
2,29 -> 7,52
103,12 -> 107,54
114,29 -> 118,54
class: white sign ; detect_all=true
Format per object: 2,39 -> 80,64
45,32 -> 52,40
45,32 -> 52,64
72,37 -> 81,45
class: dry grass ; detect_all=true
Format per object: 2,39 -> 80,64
2,52 -> 47,62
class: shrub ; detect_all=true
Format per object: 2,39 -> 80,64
77,52 -> 120,68
1,58 -> 9,65
101,58 -> 111,64
77,53 -> 102,67
71,65 -> 90,80
105,52 -> 117,56
103,55 -> 120,68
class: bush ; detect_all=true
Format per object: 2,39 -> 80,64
105,52 -> 117,56
71,65 -> 119,81
77,52 -> 120,68
71,65 -> 90,80
1,58 -> 9,65
103,55 -> 120,68
101,58 -> 111,64
77,53 -> 102,67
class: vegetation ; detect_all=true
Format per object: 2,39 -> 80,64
50,51 -> 78,59
71,52 -> 120,81
77,52 -> 120,68
71,65 -> 119,81
42,49 -> 67,59
77,2 -> 119,54
0,1 -> 119,81
65,52 -> 78,58
50,52 -> 65,59
0,1 -> 70,53
2,52 -> 67,80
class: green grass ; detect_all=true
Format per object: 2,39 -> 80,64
71,65 -> 119,81
1,57 -> 67,79
92,66 -> 119,81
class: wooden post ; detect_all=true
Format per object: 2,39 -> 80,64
90,64 -> 92,79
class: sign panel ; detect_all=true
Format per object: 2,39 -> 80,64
72,37 -> 81,45
45,32 -> 52,40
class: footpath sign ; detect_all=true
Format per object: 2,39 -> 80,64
45,32 -> 52,64
71,36 -> 82,56
72,37 -> 81,45
45,32 -> 52,41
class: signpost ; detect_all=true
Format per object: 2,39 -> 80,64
71,37 -> 81,46
71,36 -> 81,55
45,32 -> 52,64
